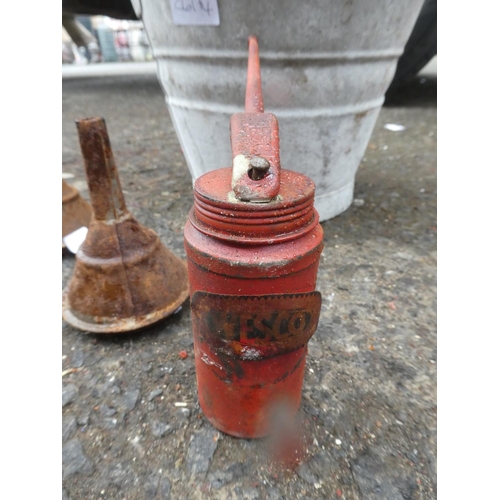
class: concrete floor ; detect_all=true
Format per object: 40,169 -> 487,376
62,73 -> 436,499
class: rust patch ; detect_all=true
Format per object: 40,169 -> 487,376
354,110 -> 369,122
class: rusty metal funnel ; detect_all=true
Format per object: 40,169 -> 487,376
62,117 -> 189,333
62,180 -> 92,243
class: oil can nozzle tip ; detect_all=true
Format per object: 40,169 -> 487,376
245,36 -> 264,114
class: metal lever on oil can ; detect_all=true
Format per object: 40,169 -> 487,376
230,36 -> 281,203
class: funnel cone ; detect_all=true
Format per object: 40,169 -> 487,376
62,180 -> 92,241
62,117 -> 189,333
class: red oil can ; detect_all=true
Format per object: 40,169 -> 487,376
184,36 -> 324,438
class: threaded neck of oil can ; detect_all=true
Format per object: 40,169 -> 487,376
189,167 -> 319,245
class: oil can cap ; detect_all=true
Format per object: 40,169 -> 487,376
190,36 -> 319,245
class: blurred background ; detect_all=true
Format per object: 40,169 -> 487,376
62,0 -> 437,92
62,16 -> 153,65
62,15 -> 436,82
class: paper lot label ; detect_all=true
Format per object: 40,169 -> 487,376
170,0 -> 220,26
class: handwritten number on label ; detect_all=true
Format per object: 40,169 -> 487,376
174,0 -> 214,17
169,0 -> 220,25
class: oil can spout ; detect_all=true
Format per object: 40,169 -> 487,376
245,36 -> 264,114
230,36 -> 281,203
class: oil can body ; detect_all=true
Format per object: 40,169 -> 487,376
184,169 -> 323,438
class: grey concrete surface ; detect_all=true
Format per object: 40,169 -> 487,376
62,73 -> 436,499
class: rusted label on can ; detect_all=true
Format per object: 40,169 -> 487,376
191,292 -> 322,360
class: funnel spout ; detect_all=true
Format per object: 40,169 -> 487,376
76,117 -> 127,221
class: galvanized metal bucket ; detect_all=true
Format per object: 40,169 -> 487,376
132,0 -> 424,221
